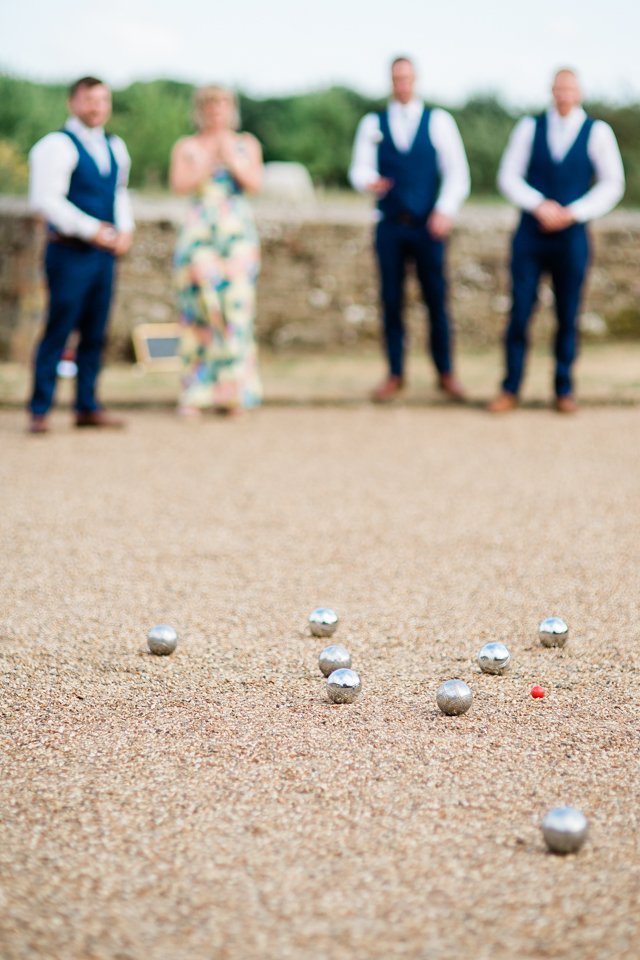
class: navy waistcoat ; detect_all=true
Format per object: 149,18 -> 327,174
61,129 -> 118,224
377,108 -> 440,220
524,113 -> 594,209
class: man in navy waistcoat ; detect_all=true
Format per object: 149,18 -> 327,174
350,57 -> 470,402
27,76 -> 134,434
490,68 -> 624,414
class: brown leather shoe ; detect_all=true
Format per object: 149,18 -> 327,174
75,409 -> 126,429
555,395 -> 578,414
487,391 -> 518,413
438,373 -> 466,402
371,375 -> 404,403
28,415 -> 49,435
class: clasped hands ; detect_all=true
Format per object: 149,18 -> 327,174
534,199 -> 576,233
198,131 -> 241,172
93,223 -> 133,256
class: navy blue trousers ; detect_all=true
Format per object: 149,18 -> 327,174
30,243 -> 116,416
504,220 -> 590,398
375,219 -> 452,378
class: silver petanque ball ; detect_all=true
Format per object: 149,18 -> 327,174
318,644 -> 352,677
539,616 -> 569,648
147,624 -> 178,656
436,679 -> 473,716
326,668 -> 361,704
542,806 -> 589,854
477,641 -> 511,675
309,607 -> 339,638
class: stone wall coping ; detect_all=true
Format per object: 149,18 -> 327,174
1,194 -> 638,232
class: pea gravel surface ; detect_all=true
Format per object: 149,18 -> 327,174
1,406 -> 639,960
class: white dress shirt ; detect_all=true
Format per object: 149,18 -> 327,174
497,106 -> 625,223
29,116 -> 135,240
349,98 -> 471,217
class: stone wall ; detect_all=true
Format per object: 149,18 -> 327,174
1,196 -> 639,363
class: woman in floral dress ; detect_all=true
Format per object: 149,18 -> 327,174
170,86 -> 263,414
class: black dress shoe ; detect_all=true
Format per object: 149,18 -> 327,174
75,410 -> 126,429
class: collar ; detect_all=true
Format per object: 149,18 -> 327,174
389,97 -> 423,113
548,105 -> 586,125
66,116 -> 106,139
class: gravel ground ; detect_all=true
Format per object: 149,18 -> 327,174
1,405 -> 639,960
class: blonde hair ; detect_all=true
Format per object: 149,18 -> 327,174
193,85 -> 240,131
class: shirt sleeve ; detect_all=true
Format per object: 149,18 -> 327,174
497,117 -> 545,212
110,135 -> 135,233
28,133 -> 102,241
430,109 -> 471,217
568,121 -> 625,222
348,113 -> 381,192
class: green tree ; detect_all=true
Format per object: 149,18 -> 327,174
452,96 -> 516,196
0,138 -> 28,192
110,79 -> 192,188
584,101 -> 640,207
1,74 -> 639,202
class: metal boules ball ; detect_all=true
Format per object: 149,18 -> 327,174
318,644 -> 352,677
309,607 -> 339,638
147,624 -> 178,656
436,679 -> 473,716
542,806 -> 589,854
326,668 -> 361,704
477,641 -> 511,675
539,617 -> 569,648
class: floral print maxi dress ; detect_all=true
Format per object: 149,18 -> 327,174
174,166 -> 262,410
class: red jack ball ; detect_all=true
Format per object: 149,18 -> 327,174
531,685 -> 545,699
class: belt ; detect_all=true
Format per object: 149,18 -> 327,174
387,212 -> 425,227
47,231 -> 95,250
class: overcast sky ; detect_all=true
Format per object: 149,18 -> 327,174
1,0 -> 639,106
